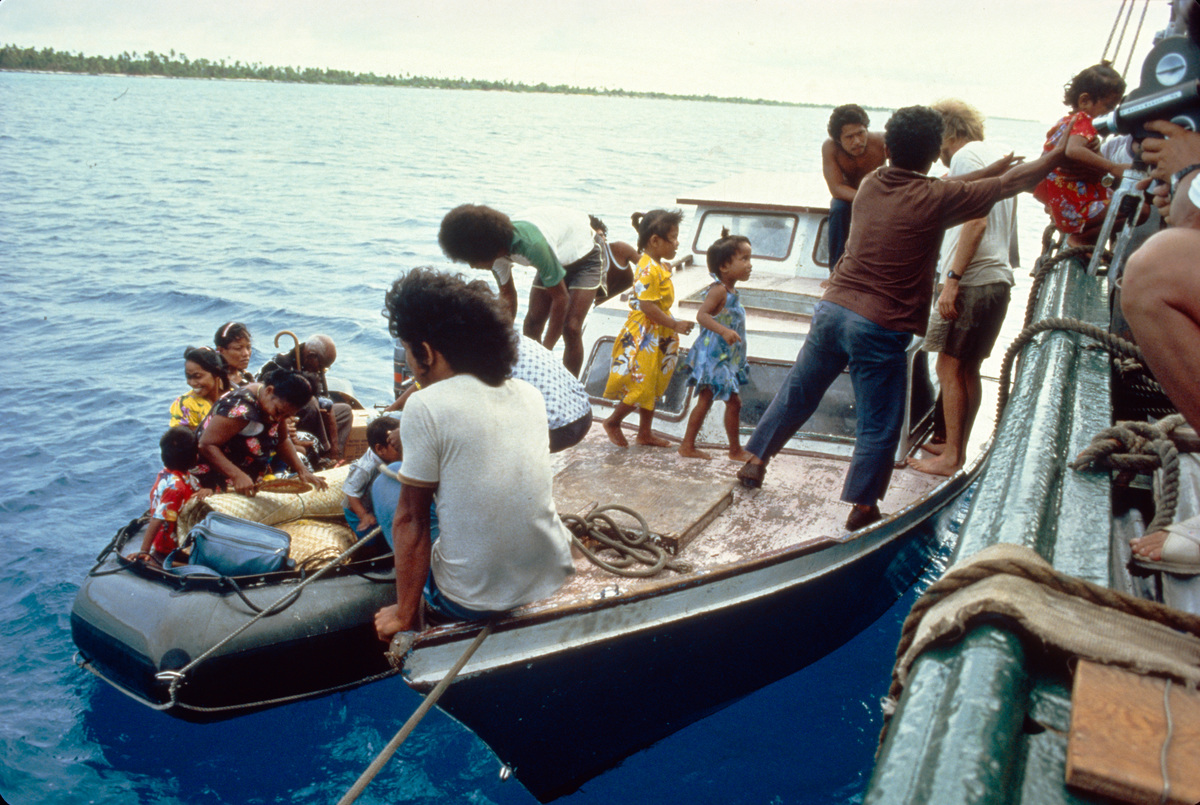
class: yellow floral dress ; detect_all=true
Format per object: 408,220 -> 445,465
169,389 -> 214,430
603,253 -> 679,410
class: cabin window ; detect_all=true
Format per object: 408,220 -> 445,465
693,212 -> 797,261
813,217 -> 831,268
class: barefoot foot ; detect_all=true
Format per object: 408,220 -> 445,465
603,419 -> 628,447
1130,529 -> 1169,561
678,445 -> 712,460
635,433 -> 672,448
727,448 -> 754,462
906,454 -> 961,477
920,440 -> 946,456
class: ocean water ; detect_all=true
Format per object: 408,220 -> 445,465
1,72 -> 1047,805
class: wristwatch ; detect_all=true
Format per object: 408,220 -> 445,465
1169,163 -> 1200,199
946,270 -> 963,281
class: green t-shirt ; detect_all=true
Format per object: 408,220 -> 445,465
510,220 -> 566,287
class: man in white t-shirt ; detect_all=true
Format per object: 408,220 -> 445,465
374,268 -> 575,641
910,99 -> 1019,478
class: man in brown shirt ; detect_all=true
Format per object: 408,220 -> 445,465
822,104 -> 887,270
739,105 -> 1073,531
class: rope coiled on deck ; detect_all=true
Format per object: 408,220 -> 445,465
562,504 -> 693,577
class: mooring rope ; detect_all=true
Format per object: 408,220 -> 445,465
561,503 -> 693,577
1023,245 -> 1109,329
996,317 -> 1159,419
1071,415 -> 1187,533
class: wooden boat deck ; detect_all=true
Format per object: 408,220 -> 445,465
531,425 -> 944,607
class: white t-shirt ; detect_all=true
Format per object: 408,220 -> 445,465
398,373 -> 574,611
491,206 -> 596,286
939,140 -> 1018,287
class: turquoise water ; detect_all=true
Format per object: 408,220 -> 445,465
1,71 -> 1042,804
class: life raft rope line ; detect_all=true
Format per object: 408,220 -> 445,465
154,524 -> 384,709
337,624 -> 493,805
1071,415 -> 1187,533
562,504 -> 694,577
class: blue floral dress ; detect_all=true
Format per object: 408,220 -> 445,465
682,284 -> 749,401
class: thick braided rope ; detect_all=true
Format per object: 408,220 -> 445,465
1023,245 -> 1108,329
997,317 -> 1148,418
1071,415 -> 1186,533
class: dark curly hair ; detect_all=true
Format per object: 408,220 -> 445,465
438,204 -> 515,266
828,104 -> 870,140
884,106 -> 945,172
160,425 -> 199,472
630,209 -> 684,251
261,369 -> 313,408
385,267 -> 518,386
706,228 -> 751,279
1062,62 -> 1126,108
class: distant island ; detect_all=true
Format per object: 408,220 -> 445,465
0,44 -> 874,110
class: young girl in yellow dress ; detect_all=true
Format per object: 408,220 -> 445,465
602,209 -> 694,447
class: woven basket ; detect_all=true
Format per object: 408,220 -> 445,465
178,465 -> 352,536
281,518 -> 358,572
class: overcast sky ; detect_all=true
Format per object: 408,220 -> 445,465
0,0 -> 1172,121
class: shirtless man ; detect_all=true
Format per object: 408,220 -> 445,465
822,104 -> 888,271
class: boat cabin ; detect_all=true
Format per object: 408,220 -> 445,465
579,171 -> 937,463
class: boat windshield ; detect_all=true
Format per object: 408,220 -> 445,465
693,211 -> 797,261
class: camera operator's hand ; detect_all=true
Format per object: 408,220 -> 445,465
1137,176 -> 1173,225
1141,120 -> 1200,181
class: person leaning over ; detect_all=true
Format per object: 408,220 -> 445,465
738,105 -> 1074,531
259,334 -> 353,464
373,267 -> 574,641
438,204 -> 604,376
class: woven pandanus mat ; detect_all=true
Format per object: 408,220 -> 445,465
178,465 -> 352,535
281,518 -> 357,572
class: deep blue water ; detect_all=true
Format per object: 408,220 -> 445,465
0,72 -> 1043,805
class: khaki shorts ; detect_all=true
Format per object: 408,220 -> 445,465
532,245 -> 604,291
923,282 -> 1011,364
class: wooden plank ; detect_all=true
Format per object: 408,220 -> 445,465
552,430 -> 735,554
1066,660 -> 1200,805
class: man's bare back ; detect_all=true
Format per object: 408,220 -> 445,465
822,126 -> 887,202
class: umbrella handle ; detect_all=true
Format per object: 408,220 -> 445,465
274,330 -> 302,373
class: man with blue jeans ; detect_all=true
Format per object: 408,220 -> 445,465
740,105 -> 1075,530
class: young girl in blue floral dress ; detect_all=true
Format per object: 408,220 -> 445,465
602,209 -> 694,447
679,231 -> 754,460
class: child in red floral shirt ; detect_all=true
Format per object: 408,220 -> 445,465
134,426 -> 211,565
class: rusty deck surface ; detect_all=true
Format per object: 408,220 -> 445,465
535,425 -> 944,606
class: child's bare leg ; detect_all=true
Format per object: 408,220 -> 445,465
724,394 -> 754,461
679,388 -> 713,459
635,406 -> 671,447
604,402 -> 634,447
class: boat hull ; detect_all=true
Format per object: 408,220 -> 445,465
402,471 -> 971,800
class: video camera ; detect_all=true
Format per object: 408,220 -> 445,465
1094,34 -> 1200,138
